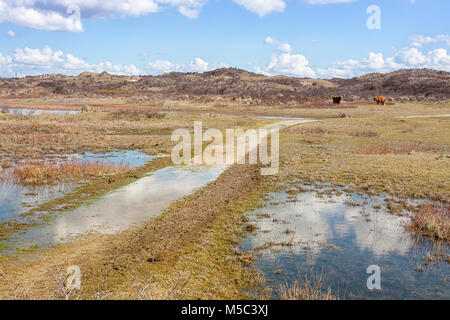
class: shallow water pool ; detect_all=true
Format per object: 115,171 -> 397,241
0,150 -> 154,224
5,108 -> 81,115
3,164 -> 227,253
241,186 -> 449,299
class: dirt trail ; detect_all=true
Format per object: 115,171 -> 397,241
10,119 -> 317,249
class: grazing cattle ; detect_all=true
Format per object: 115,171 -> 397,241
332,96 -> 343,104
374,96 -> 386,105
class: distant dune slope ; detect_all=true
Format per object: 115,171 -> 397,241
1,68 -> 449,105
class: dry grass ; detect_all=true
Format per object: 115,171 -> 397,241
407,203 -> 450,241
0,100 -> 449,299
13,160 -> 130,186
298,126 -> 329,135
360,142 -> 446,155
350,130 -> 380,137
94,89 -> 132,96
0,171 -> 15,187
0,110 -> 273,164
280,116 -> 450,202
277,274 -> 337,300
110,110 -> 166,120
289,102 -> 355,109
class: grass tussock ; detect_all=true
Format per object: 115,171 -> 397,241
350,130 -> 380,138
277,275 -> 337,300
110,110 -> 166,120
298,126 -> 329,135
94,89 -> 132,96
360,142 -> 446,155
14,161 -> 130,186
407,203 -> 450,241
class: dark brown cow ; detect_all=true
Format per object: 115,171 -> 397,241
332,96 -> 343,104
374,96 -> 386,105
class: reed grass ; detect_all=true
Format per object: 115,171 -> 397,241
277,274 -> 337,300
407,203 -> 450,241
14,160 -> 130,186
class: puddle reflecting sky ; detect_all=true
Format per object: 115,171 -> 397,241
241,187 -> 449,299
5,108 -> 81,115
4,165 -> 227,252
0,182 -> 70,223
0,150 -> 154,224
66,150 -> 153,168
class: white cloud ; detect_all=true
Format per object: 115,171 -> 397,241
0,2 -> 84,32
277,43 -> 292,53
146,57 -> 227,74
409,34 -> 450,47
0,52 -> 12,65
178,5 -> 200,19
436,35 -> 450,46
233,0 -> 357,16
318,47 -> 450,78
232,0 -> 285,17
265,36 -> 276,45
266,53 -> 316,77
0,0 -> 366,31
265,36 -> 292,53
0,0 -> 207,31
254,65 -> 272,76
0,46 -> 142,76
386,47 -> 426,67
409,35 -> 438,47
424,48 -> 450,70
7,30 -> 16,37
93,61 -> 141,75
303,0 -> 358,4
189,57 -> 209,72
147,59 -> 182,74
0,47 -> 225,76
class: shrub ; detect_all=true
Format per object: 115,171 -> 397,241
299,126 -> 329,135
350,130 -> 380,138
53,86 -> 67,95
95,89 -> 132,96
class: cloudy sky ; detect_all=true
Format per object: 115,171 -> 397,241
0,0 -> 449,78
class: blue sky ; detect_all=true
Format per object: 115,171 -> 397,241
0,0 -> 449,78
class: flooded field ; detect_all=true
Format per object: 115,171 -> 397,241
4,108 -> 81,115
0,150 -> 154,224
2,164 -> 227,254
241,185 -> 450,300
64,150 -> 153,168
